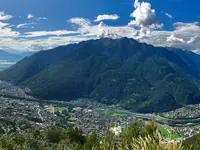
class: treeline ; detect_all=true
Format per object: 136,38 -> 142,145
0,121 -> 195,150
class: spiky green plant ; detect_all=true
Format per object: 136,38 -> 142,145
0,122 -> 192,150
130,131 -> 188,150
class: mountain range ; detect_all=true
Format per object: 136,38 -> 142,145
0,50 -> 23,62
0,50 -> 34,71
0,38 -> 200,113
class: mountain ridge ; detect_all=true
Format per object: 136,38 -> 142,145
0,50 -> 23,62
0,38 -> 200,113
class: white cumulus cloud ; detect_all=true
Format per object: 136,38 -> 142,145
17,23 -> 35,29
0,22 -> 8,28
0,11 -> 13,20
187,36 -> 200,44
94,14 -> 120,22
0,28 -> 19,37
68,18 -> 91,27
128,0 -> 163,29
37,17 -> 48,20
27,14 -> 48,21
167,34 -> 184,43
165,13 -> 173,19
27,14 -> 34,19
24,30 -> 79,37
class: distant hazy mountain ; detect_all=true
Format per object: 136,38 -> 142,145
0,50 -> 35,71
19,52 -> 35,58
1,38 -> 200,113
0,50 -> 22,62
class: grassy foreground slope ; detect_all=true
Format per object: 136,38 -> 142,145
0,121 -> 190,150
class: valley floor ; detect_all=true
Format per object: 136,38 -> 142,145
0,79 -> 199,142
0,94 -> 199,141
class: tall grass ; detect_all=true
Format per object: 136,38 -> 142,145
0,122 -> 191,150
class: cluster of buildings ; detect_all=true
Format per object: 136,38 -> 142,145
0,80 -> 200,140
0,80 -> 32,99
160,104 -> 200,119
73,108 -> 136,137
0,97 -> 70,134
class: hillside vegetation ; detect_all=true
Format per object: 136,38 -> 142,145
0,121 -> 191,150
1,38 -> 200,113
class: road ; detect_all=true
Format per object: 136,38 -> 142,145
38,108 -> 44,121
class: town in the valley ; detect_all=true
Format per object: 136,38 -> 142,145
0,80 -> 200,142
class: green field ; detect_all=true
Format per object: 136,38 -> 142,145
95,109 -> 130,117
170,133 -> 180,139
158,126 -> 180,139
54,107 -> 68,113
68,117 -> 77,121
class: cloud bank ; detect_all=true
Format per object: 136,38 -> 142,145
0,0 -> 199,54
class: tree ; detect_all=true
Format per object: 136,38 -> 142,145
82,132 -> 100,150
46,128 -> 66,144
67,128 -> 86,145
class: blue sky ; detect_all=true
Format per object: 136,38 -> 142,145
0,0 -> 200,53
